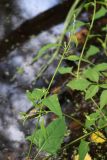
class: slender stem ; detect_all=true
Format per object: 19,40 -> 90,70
63,122 -> 107,149
63,131 -> 91,149
34,0 -> 83,82
45,30 -> 79,97
76,0 -> 96,78
45,48 -> 66,97
63,113 -> 84,127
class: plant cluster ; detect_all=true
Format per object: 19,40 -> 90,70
21,0 -> 107,159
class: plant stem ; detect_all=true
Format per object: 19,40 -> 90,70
76,0 -> 97,78
63,122 -> 107,149
35,0 -> 83,82
63,113 -> 84,127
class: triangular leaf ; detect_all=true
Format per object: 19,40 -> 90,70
26,88 -> 46,105
58,67 -> 72,74
95,6 -> 107,20
85,112 -> 99,128
42,94 -> 62,118
94,63 -> 107,71
98,117 -> 107,128
85,45 -> 100,59
85,85 -> 99,100
67,78 -> 91,91
100,84 -> 107,89
27,117 -> 66,154
83,68 -> 99,82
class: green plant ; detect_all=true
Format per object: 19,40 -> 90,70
21,0 -> 107,159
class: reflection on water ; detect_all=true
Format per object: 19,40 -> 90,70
0,0 -> 63,159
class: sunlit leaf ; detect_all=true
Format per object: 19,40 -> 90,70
42,94 -> 62,118
94,63 -> 107,71
90,131 -> 106,143
67,78 -> 91,91
85,45 -> 100,59
98,118 -> 107,128
26,88 -> 46,105
83,68 -> 99,82
79,140 -> 89,160
27,117 -> 66,154
85,85 -> 99,100
65,55 -> 79,61
100,90 -> 107,109
100,84 -> 107,89
85,112 -> 99,128
95,6 -> 107,20
58,67 -> 72,74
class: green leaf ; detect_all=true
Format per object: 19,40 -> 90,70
85,45 -> 100,59
67,78 -> 91,91
27,117 -> 66,154
83,68 -> 99,82
100,90 -> 107,109
65,55 -> 79,61
98,118 -> 107,128
32,43 -> 60,62
58,67 -> 72,74
100,84 -> 107,89
95,6 -> 107,20
79,140 -> 89,160
42,94 -> 62,118
85,85 -> 99,100
40,119 -> 47,139
85,112 -> 99,128
102,26 -> 107,31
26,88 -> 46,104
94,63 -> 107,71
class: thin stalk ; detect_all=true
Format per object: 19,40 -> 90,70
63,131 -> 91,149
45,31 -> 78,97
63,122 -> 107,149
63,113 -> 84,127
35,0 -> 83,82
76,0 -> 96,78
